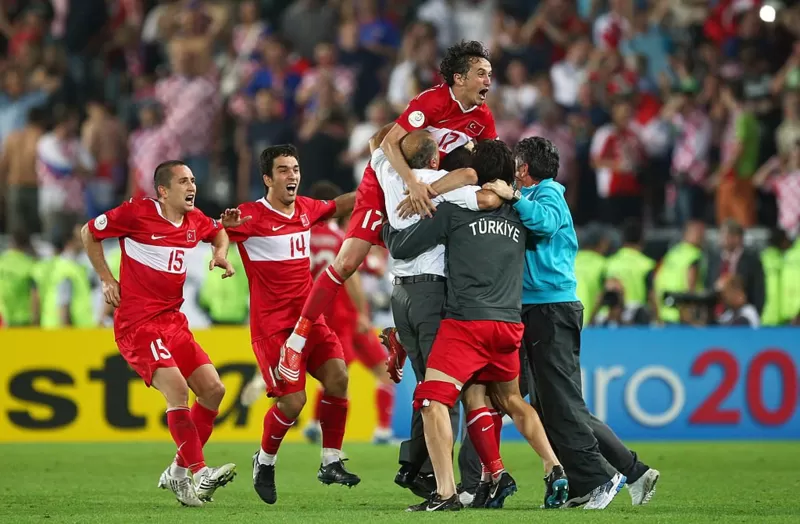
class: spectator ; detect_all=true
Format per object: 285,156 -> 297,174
387,35 -> 438,114
775,90 -> 800,159
717,275 -> 760,327
81,98 -> 127,218
297,41 -> 355,114
523,0 -> 588,68
280,0 -> 337,60
338,19 -> 385,119
500,59 -> 539,117
752,140 -> 800,239
36,105 -> 95,240
0,107 -> 47,234
0,66 -> 50,149
344,98 -> 391,186
235,89 -> 294,203
654,220 -> 706,324
127,102 -> 180,200
592,0 -> 631,52
0,226 -> 39,327
550,36 -> 590,109
706,219 -> 765,315
619,1 -> 672,87
245,36 -> 303,119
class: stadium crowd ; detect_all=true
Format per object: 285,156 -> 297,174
1,0 -> 800,329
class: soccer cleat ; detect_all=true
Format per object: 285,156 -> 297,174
584,473 -> 626,510
485,471 -> 517,509
627,468 -> 659,505
406,494 -> 463,512
318,459 -> 361,487
157,465 -> 171,489
303,421 -> 322,444
380,327 -> 406,384
240,375 -> 266,407
161,468 -> 203,507
372,427 -> 393,445
471,482 -> 491,508
395,467 -> 435,499
543,465 -> 569,509
278,342 -> 302,384
252,453 -> 278,504
195,463 -> 237,502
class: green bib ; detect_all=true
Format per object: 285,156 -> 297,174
36,257 -> 95,328
0,249 -> 37,326
198,247 -> 249,324
654,242 -> 704,323
760,247 -> 783,326
781,241 -> 800,323
574,250 -> 607,326
605,247 -> 656,306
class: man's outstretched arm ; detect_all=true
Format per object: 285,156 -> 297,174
381,205 -> 452,260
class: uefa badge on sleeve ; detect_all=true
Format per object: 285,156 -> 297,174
187,230 -> 196,242
301,214 -> 310,227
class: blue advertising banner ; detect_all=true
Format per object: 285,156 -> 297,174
391,328 -> 800,441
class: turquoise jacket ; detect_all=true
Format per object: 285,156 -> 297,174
512,179 -> 579,305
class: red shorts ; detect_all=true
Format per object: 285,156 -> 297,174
345,164 -> 386,247
352,330 -> 388,369
116,311 -> 212,387
253,318 -> 345,396
427,319 -> 523,384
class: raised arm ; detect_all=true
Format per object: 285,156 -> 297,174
381,205 -> 451,260
333,191 -> 357,218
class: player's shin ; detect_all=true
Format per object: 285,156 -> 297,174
166,407 -> 206,473
319,395 -> 348,464
175,402 -> 219,468
507,395 -> 559,472
259,405 -> 296,465
289,266 -> 346,352
420,401 -> 457,499
375,381 -> 395,433
466,407 -> 505,481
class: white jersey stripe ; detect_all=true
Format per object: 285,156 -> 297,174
123,237 -> 187,274
242,231 -> 311,262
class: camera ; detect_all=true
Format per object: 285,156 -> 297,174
662,291 -> 718,308
602,289 -> 623,308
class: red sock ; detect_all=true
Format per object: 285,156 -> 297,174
175,402 -> 218,467
319,395 -> 348,450
313,387 -> 324,422
300,266 -> 344,323
490,410 -> 503,452
466,408 -> 504,477
261,405 -> 296,454
376,383 -> 394,429
167,407 -> 205,473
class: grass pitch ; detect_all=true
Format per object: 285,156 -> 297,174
1,441 -> 798,523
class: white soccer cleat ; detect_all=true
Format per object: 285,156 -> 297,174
241,375 -> 267,407
161,468 -> 203,507
195,463 -> 237,502
584,473 -> 626,510
627,468 -> 659,505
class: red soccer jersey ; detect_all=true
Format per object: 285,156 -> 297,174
311,221 -> 357,322
397,83 -> 498,154
87,198 -> 221,337
227,196 -> 337,341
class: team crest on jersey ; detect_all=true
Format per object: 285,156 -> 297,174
465,120 -> 485,137
187,230 -> 196,242
300,214 -> 310,227
408,110 -> 425,128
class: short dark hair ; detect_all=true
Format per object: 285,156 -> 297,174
400,133 -> 438,169
153,160 -> 188,195
472,139 -> 514,185
439,40 -> 490,86
260,144 -> 299,176
439,145 -> 473,171
721,218 -> 744,237
514,137 -> 559,181
309,181 -> 342,201
621,218 -> 644,245
10,225 -> 31,250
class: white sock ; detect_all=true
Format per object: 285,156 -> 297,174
287,332 -> 307,352
169,463 -> 188,477
193,466 -> 209,480
258,449 -> 277,466
480,468 -> 490,483
322,448 -> 342,466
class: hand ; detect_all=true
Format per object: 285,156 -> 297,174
407,180 -> 438,218
219,208 -> 252,228
482,179 -> 515,200
396,195 -> 417,219
356,312 -> 372,334
209,255 -> 235,278
102,279 -> 121,308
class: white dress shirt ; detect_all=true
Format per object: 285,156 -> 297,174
371,148 -> 479,277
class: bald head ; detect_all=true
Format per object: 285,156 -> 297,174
400,130 -> 439,170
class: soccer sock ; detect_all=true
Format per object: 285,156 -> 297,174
376,383 -> 394,430
313,386 -> 324,423
260,405 -> 296,460
319,395 -> 348,464
175,402 -> 218,467
490,409 -> 503,453
292,266 -> 344,352
466,408 -> 504,481
166,407 -> 206,473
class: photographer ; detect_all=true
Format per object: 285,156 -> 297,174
594,279 -> 651,327
717,275 -> 760,327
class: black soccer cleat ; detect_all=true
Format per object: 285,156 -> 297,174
406,494 -> 463,512
485,471 -> 518,509
395,467 -> 435,499
318,459 -> 361,487
472,481 -> 491,508
252,454 -> 277,505
543,465 -> 569,509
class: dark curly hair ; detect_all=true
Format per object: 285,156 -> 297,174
514,137 -> 559,181
439,40 -> 490,87
439,145 -> 473,171
472,140 -> 514,186
260,144 -> 299,176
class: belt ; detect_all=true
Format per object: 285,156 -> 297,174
393,274 -> 446,285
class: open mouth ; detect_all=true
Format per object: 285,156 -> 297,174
479,88 -> 489,101
185,194 -> 195,205
286,183 -> 297,195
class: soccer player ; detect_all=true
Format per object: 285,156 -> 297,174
80,160 -> 244,507
303,181 -> 396,445
278,40 -> 497,384
382,141 -> 567,512
223,145 -> 359,506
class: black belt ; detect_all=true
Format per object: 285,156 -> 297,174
393,274 -> 446,285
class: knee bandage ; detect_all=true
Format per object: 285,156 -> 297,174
413,380 -> 462,410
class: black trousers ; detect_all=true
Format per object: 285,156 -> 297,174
391,281 -> 481,489
520,302 -> 613,497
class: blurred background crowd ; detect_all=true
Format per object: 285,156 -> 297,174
1,0 -> 799,329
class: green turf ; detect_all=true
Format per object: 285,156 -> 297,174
1,441 -> 798,523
